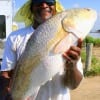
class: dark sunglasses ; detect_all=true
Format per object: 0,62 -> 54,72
33,1 -> 56,6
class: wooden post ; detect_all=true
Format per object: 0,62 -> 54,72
85,43 -> 93,71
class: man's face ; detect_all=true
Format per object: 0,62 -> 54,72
32,2 -> 56,24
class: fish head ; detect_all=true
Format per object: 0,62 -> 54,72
53,8 -> 97,54
62,8 -> 97,39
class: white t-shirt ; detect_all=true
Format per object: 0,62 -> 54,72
0,26 -> 83,100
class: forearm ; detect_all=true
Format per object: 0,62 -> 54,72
0,71 -> 12,89
0,70 -> 14,81
0,71 -> 13,99
62,61 -> 83,89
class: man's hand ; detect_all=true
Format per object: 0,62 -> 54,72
62,39 -> 83,89
63,38 -> 82,69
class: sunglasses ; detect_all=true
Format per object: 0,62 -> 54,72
33,1 -> 56,6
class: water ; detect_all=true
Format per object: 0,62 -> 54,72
89,32 -> 100,38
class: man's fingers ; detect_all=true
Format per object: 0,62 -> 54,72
77,38 -> 82,48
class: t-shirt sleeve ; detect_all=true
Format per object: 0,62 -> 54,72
0,36 -> 17,71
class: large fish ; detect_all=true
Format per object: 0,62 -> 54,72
11,8 -> 97,99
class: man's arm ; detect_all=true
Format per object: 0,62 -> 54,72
0,71 -> 13,99
62,39 -> 83,89
62,60 -> 83,89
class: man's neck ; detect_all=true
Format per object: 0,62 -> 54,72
32,20 -> 41,29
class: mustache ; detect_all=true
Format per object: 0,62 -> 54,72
37,7 -> 52,13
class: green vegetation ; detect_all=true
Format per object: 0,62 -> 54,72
85,57 -> 100,77
81,36 -> 100,76
84,36 -> 100,46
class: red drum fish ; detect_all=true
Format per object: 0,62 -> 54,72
11,8 -> 97,100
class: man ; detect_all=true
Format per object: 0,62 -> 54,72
0,0 -> 83,100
